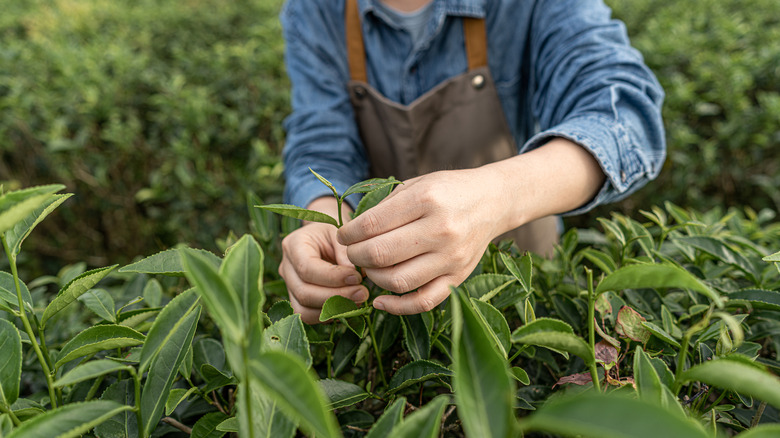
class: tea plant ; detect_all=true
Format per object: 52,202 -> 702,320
1,180 -> 779,437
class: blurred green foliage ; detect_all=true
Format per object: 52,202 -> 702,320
0,0 -> 778,269
0,0 -> 288,268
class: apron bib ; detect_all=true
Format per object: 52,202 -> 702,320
345,0 -> 558,255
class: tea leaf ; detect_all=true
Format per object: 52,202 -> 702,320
216,416 -> 239,433
387,360 -> 453,394
268,300 -> 294,323
181,247 -> 243,339
580,248 -> 617,274
320,379 -> 370,410
309,168 -> 339,198
41,265 -> 118,327
595,263 -> 724,308
119,247 -> 221,276
597,217 -> 626,247
5,193 -> 72,261
633,346 -> 683,416
249,352 -> 341,438
262,314 -> 312,368
518,392 -> 709,438
726,289 -> 780,311
0,319 -> 22,406
342,177 -> 402,199
220,234 -> 265,354
641,321 -> 681,348
248,377 -> 298,438
143,279 -> 163,308
461,274 -> 515,301
6,400 -> 132,438
319,295 -> 372,321
0,271 -> 32,312
511,318 -> 592,365
735,424 -> 780,438
472,298 -> 511,357
354,182 -> 394,217
500,252 -> 532,294
452,288 -> 516,438
365,397 -> 406,438
511,367 -> 530,385
401,313 -> 431,361
763,251 -> 780,262
615,306 -> 651,344
191,411 -> 229,438
55,325 -> 146,368
0,184 -> 64,236
674,236 -> 759,282
390,395 -> 449,438
257,204 -> 338,227
140,306 -> 201,437
679,357 -> 780,409
165,387 -> 196,416
95,380 -> 137,438
77,288 -> 116,323
139,288 -> 200,374
53,360 -> 129,388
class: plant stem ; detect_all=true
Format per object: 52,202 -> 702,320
585,268 -> 601,392
2,235 -> 58,409
366,314 -> 387,387
508,345 -> 528,363
751,401 -> 767,427
672,333 -> 692,396
129,368 -> 147,438
327,323 -> 336,378
0,399 -> 21,427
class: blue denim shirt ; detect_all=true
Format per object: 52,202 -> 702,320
280,0 -> 665,215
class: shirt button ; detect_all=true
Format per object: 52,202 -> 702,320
620,171 -> 627,183
472,74 -> 485,89
410,65 -> 417,74
354,86 -> 367,99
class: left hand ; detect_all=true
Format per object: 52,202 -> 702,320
336,167 -> 508,315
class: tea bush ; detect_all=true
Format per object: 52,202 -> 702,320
0,0 -> 288,269
1,184 -> 779,437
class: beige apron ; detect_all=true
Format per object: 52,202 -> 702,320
344,0 -> 558,256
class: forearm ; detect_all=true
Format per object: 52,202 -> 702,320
487,138 -> 606,235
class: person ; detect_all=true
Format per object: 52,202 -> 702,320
278,0 -> 665,324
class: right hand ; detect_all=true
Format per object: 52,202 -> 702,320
279,221 -> 368,324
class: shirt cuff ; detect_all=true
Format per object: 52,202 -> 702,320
521,113 -> 649,216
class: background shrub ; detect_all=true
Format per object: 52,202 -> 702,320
0,0 -> 778,270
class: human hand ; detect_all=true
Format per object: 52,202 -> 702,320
279,222 -> 368,324
336,167 -> 508,315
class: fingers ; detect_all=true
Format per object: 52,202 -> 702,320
372,275 -> 457,315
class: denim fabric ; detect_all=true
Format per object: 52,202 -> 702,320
280,0 -> 666,215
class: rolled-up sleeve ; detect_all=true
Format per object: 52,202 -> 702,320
280,0 -> 369,209
520,0 -> 666,215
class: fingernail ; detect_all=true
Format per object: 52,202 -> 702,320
345,275 -> 360,285
351,290 -> 367,302
373,301 -> 385,311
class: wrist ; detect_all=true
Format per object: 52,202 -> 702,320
306,197 -> 354,226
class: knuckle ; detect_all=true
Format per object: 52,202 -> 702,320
367,242 -> 390,267
416,296 -> 437,313
359,210 -> 382,236
387,274 -> 413,294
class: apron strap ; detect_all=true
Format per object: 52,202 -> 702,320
345,0 -> 488,82
463,17 -> 488,69
346,0 -> 368,82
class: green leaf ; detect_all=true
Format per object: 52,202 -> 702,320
580,248 -> 617,274
641,321 -> 680,348
0,272 -> 32,312
77,288 -> 116,322
727,289 -> 780,311
595,263 -> 724,308
193,338 -> 226,377
216,416 -> 239,433
6,400 -> 133,438
387,360 -> 453,394
53,360 -> 129,388
472,298 -> 511,357
353,180 -> 395,217
262,314 -> 312,368
615,306 -> 651,344
5,193 -> 71,261
140,306 -> 201,436
320,379 -> 370,410
674,236 -> 759,282
55,324 -> 145,368
511,318 -> 593,365
95,379 -> 138,438
309,168 -> 339,197
365,397 -> 406,438
118,247 -> 221,276
401,313 -> 431,361
510,367 -> 530,385
319,295 -> 372,321
518,392 -> 710,438
165,387 -> 196,416
679,357 -> 780,409
41,265 -> 118,327
0,184 -> 64,236
191,411 -> 229,438
247,378 -> 298,438
342,177 -> 402,199
597,217 -> 627,247
0,319 -> 22,406
451,288 -> 515,438
461,274 -> 515,301
762,251 -> 780,262
180,247 -> 243,339
257,204 -> 338,227
500,252 -> 532,294
139,288 -> 200,374
390,395 -> 449,438
142,279 -> 163,308
249,352 -> 342,438
220,234 -> 265,354
735,424 -> 780,438
633,347 -> 667,407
